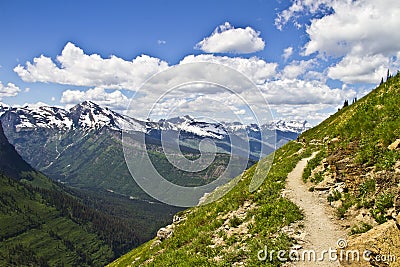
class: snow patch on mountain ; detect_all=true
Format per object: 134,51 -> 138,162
264,119 -> 311,133
160,116 -> 228,139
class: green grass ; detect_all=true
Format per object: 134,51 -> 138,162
302,73 -> 400,171
350,222 -> 373,235
302,149 -> 326,183
296,73 -> 400,221
109,142 -> 312,266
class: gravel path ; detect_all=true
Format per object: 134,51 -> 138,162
285,152 -> 347,266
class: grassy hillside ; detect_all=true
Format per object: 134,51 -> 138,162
0,121 -> 181,266
298,73 -> 400,228
109,141 -> 312,266
110,73 -> 400,266
0,172 -> 182,266
0,174 -> 115,266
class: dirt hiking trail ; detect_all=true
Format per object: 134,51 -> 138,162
285,152 -> 347,266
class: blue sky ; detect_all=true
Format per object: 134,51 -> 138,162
1,0 -> 400,125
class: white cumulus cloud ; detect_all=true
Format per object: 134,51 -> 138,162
195,22 -> 265,54
302,0 -> 400,57
0,82 -> 21,100
14,42 -> 169,90
61,87 -> 130,110
277,0 -> 400,85
327,54 -> 389,84
180,54 -> 277,85
282,59 -> 316,79
282,46 -> 294,61
260,78 -> 355,105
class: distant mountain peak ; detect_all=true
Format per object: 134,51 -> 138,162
265,119 -> 311,133
76,100 -> 99,108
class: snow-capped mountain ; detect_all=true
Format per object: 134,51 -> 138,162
158,115 -> 228,139
264,119 -> 312,134
0,101 -> 146,133
0,101 -> 310,139
68,101 -> 145,132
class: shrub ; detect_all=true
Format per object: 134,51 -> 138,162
359,179 -> 376,197
375,192 -> 394,212
327,190 -> 342,203
371,192 -> 394,224
350,222 -> 372,235
229,216 -> 242,228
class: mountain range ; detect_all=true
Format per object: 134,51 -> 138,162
0,101 -> 309,200
0,101 -> 310,136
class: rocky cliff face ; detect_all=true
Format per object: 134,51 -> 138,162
0,121 -> 36,180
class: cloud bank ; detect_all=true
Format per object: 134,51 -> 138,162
277,0 -> 400,84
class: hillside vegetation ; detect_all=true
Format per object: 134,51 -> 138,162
110,73 -> 400,266
0,121 -> 181,266
301,72 -> 400,226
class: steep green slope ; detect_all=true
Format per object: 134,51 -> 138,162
109,142 -> 311,266
298,73 -> 400,226
0,122 -> 175,266
302,73 -> 400,170
4,127 -> 237,200
110,73 -> 400,266
0,174 -> 113,266
0,122 -> 53,189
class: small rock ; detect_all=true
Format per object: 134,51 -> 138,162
173,214 -> 185,224
291,244 -> 302,250
388,139 -> 400,150
157,226 -> 174,241
386,207 -> 396,218
331,137 -> 340,143
331,200 -> 342,209
314,186 -> 330,191
394,194 -> 400,212
150,240 -> 161,249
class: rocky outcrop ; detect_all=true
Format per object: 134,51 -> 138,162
156,225 -> 174,241
340,216 -> 400,267
152,211 -> 189,247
